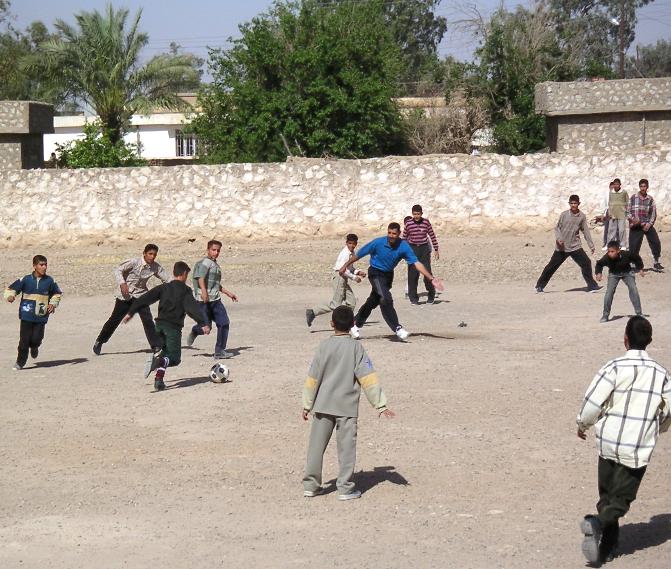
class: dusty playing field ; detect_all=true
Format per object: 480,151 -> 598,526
1,233 -> 670,568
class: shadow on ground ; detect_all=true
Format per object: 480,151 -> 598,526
320,466 -> 409,496
618,513 -> 671,556
33,357 -> 88,368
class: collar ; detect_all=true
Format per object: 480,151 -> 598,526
625,349 -> 649,358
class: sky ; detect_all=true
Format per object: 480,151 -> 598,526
8,0 -> 671,70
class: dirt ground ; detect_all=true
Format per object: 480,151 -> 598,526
1,232 -> 670,569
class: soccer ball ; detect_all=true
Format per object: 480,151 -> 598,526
210,363 -> 230,383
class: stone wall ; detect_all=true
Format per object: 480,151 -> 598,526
0,101 -> 54,170
0,151 -> 669,247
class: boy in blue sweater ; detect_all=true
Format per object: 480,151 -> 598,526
4,255 -> 63,370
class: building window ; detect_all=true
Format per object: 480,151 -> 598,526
175,129 -> 197,157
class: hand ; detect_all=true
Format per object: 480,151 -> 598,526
120,283 -> 130,298
630,217 -> 640,227
338,266 -> 347,277
201,292 -> 209,303
354,277 -> 362,283
640,270 -> 646,278
122,314 -> 133,324
358,271 -> 367,278
227,292 -> 238,302
577,427 -> 587,440
431,277 -> 445,292
201,325 -> 211,334
595,273 -> 602,282
47,304 -> 55,314
643,223 -> 651,232
302,409 -> 310,421
590,247 -> 595,255
556,240 -> 565,251
6,295 -> 15,303
379,409 -> 395,418
434,250 -> 440,261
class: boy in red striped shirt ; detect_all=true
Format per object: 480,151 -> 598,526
403,205 -> 440,305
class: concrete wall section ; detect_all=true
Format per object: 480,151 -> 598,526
0,152 -> 669,246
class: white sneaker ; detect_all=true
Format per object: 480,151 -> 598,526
395,327 -> 410,340
337,490 -> 361,501
350,325 -> 361,339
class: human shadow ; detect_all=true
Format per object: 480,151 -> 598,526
322,466 -> 409,496
362,332 -> 455,342
164,375 -> 216,390
565,286 -> 602,293
107,348 -> 153,355
193,346 -> 254,358
33,357 -> 88,368
617,513 -> 671,556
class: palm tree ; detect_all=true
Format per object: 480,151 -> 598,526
24,3 -> 200,143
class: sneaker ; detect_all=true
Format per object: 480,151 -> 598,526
305,309 -> 316,327
409,300 -> 420,306
154,377 -> 166,391
426,297 -> 435,305
600,315 -> 609,323
580,515 -> 602,564
303,488 -> 321,497
395,326 -> 410,340
654,262 -> 664,271
144,354 -> 166,379
30,346 -> 39,359
588,286 -> 601,293
92,341 -> 102,356
186,330 -> 197,347
214,350 -> 233,359
350,325 -> 360,339
337,490 -> 362,501
12,362 -> 23,371
535,286 -> 544,293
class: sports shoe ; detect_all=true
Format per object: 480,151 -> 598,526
144,354 -> 166,379
303,488 -> 321,497
214,350 -> 233,359
580,515 -> 602,564
30,346 -> 39,359
654,262 -> 664,271
426,297 -> 435,305
305,309 -> 316,327
92,341 -> 102,356
535,286 -> 544,293
154,377 -> 166,391
350,325 -> 360,339
186,330 -> 197,347
12,362 -> 23,371
409,300 -> 420,306
600,315 -> 609,323
395,326 -> 410,340
337,490 -> 361,501
588,286 -> 601,293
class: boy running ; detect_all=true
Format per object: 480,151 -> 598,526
302,306 -> 395,500
4,255 -> 62,370
123,262 -> 210,391
577,316 -> 670,564
306,233 -> 366,327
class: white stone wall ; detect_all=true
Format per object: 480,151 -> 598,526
1,151 -> 669,247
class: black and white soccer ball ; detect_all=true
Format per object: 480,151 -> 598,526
210,363 -> 230,383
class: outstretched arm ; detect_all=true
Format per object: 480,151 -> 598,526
339,254 -> 361,276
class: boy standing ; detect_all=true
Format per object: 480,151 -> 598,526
302,306 -> 395,500
4,255 -> 62,370
187,240 -> 238,359
305,233 -> 366,327
123,262 -> 211,391
93,244 -> 170,355
604,178 -> 629,250
595,240 -> 645,323
535,195 -> 599,293
577,316 -> 671,564
403,205 -> 441,305
628,179 -> 663,271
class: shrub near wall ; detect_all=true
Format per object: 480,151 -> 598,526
0,151 -> 669,247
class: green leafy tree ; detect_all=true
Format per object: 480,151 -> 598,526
628,40 -> 671,77
56,121 -> 146,168
24,3 -> 201,143
193,0 -> 404,163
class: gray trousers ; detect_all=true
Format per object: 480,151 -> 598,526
603,272 -> 642,317
606,218 -> 628,249
312,274 -> 356,317
303,413 -> 357,494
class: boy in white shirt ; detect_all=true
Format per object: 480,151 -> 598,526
306,234 -> 366,327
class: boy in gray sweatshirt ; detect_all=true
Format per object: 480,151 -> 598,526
302,305 -> 395,500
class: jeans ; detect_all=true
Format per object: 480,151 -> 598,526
629,226 -> 661,261
407,243 -> 434,303
155,321 -> 182,367
17,320 -> 45,366
535,249 -> 598,290
602,272 -> 642,317
97,298 -> 161,349
192,300 -> 230,353
355,267 -> 400,331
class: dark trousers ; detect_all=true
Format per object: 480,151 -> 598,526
407,243 -> 435,303
191,300 -> 230,353
17,320 -> 46,367
597,456 -> 647,554
155,321 -> 182,367
629,226 -> 661,261
535,249 -> 598,289
96,298 -> 161,349
355,267 -> 400,331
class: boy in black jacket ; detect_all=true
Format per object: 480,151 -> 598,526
595,240 -> 645,323
124,261 -> 210,391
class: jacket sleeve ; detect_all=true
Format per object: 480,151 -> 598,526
302,349 -> 322,411
355,345 -> 387,411
581,216 -> 595,250
114,259 -> 136,287
184,292 -> 207,326
4,277 -> 23,300
594,255 -> 607,274
155,263 -> 171,284
127,286 -> 162,316
577,363 -> 616,431
48,279 -> 63,307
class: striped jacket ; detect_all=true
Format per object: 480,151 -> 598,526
577,350 -> 671,468
403,216 -> 439,251
4,273 -> 62,323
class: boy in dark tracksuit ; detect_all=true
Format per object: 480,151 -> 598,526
4,255 -> 62,370
123,261 -> 210,391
